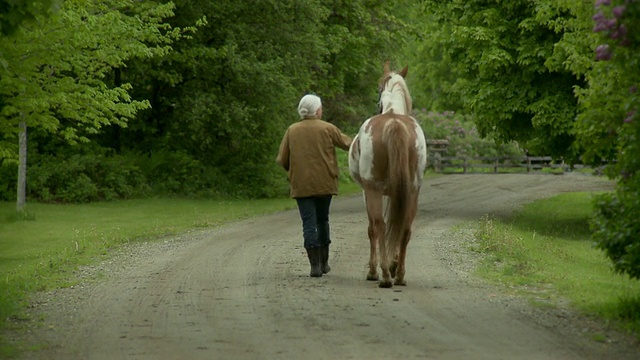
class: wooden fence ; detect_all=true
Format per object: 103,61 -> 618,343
430,153 -> 567,174
424,139 -> 597,174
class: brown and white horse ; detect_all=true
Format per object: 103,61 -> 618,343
348,62 -> 427,288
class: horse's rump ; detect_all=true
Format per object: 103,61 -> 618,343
359,115 -> 420,179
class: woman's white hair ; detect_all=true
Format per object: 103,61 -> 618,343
297,94 -> 322,119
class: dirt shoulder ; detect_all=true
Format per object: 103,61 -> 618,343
10,173 -> 640,360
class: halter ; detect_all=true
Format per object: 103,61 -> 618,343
377,74 -> 392,114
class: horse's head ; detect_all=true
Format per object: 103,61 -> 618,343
377,60 -> 411,115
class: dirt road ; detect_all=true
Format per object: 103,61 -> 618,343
18,174 -> 640,359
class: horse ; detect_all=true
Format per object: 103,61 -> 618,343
348,61 -> 427,288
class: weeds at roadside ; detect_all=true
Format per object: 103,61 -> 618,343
472,215 -> 536,281
3,208 -> 36,222
615,294 -> 640,334
469,193 -> 640,340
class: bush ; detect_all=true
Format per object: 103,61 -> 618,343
134,150 -> 208,196
4,147 -> 289,203
591,180 -> 640,280
28,153 -> 148,203
415,110 -> 524,158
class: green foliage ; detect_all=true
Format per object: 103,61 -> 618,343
0,159 -> 16,200
591,184 -> 640,280
415,110 -> 524,158
27,152 -> 148,203
577,0 -> 640,280
419,0 -> 597,159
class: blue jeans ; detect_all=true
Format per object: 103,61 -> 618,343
295,195 -> 332,249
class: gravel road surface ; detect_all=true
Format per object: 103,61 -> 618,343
14,173 -> 640,360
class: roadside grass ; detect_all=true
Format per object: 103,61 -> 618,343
471,192 -> 640,336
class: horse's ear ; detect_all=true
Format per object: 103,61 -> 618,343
399,65 -> 409,78
383,60 -> 391,75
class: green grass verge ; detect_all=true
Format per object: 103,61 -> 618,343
471,192 -> 640,336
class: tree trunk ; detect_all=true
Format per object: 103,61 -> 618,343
17,121 -> 27,212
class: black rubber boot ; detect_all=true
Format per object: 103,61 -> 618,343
320,245 -> 331,274
306,247 -> 322,277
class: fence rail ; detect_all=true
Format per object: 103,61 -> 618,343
430,154 -> 570,174
423,139 -> 600,174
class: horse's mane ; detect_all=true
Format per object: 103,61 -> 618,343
379,73 -> 412,115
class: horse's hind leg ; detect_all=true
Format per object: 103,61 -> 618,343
390,253 -> 399,278
394,193 -> 418,286
393,229 -> 411,286
365,190 -> 384,281
378,231 -> 393,288
366,224 -> 378,281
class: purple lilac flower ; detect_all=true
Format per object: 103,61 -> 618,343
593,12 -> 606,23
629,86 -> 638,93
610,24 -> 627,40
595,44 -> 612,60
596,0 -> 611,7
612,6 -> 626,18
624,110 -> 636,123
592,12 -> 618,32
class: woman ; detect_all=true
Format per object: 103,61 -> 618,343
276,94 -> 352,277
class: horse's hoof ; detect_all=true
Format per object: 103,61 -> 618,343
366,273 -> 379,281
394,280 -> 407,286
378,281 -> 393,288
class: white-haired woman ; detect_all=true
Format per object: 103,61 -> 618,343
276,94 -> 352,277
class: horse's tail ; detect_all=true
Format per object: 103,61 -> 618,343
382,118 -> 412,261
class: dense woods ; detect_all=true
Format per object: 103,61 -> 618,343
1,0 -> 639,278
1,0 -> 414,201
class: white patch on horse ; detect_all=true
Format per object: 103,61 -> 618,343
357,121 -> 376,181
348,143 -> 359,187
411,117 -> 428,189
349,117 -> 375,183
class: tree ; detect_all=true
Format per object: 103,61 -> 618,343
0,0 -> 200,210
419,0 -> 597,158
577,0 -> 640,279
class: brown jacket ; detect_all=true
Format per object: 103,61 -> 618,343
276,117 -> 352,198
